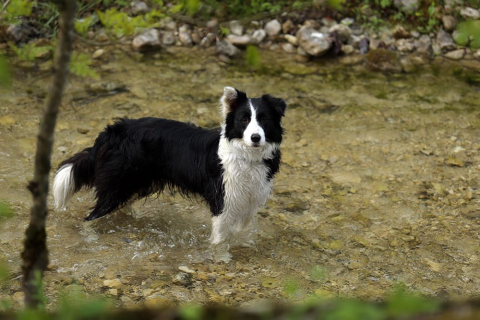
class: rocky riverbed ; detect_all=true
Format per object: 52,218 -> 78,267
0,48 -> 479,309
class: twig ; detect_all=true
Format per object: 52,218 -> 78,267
21,0 -> 77,309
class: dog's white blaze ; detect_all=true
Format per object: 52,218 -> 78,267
243,100 -> 266,147
53,164 -> 75,210
212,134 -> 278,244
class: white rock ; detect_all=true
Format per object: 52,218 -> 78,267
297,27 -> 331,57
200,33 -> 216,47
229,20 -> 243,36
265,19 -> 282,37
341,44 -> 354,54
284,34 -> 298,46
281,42 -> 296,53
444,49 -> 465,60
161,31 -> 175,45
251,29 -> 266,44
329,24 -> 351,43
92,49 -> 104,59
132,28 -> 160,51
460,7 -> 480,20
474,50 -> 480,60
130,1 -> 149,15
226,34 -> 251,46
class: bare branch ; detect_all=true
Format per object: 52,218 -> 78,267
21,0 -> 77,309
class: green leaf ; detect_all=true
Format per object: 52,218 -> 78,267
5,0 -> 33,24
70,53 -> 99,79
186,0 -> 200,16
325,299 -> 385,320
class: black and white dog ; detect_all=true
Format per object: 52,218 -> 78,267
53,87 -> 286,244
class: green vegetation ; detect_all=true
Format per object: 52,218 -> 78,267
453,20 -> 480,49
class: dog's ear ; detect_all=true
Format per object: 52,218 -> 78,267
262,94 -> 287,117
221,87 -> 247,116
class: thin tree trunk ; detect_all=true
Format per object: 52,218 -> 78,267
21,0 -> 76,309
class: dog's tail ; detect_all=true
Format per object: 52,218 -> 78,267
53,148 -> 94,210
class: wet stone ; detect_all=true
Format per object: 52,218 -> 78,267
173,272 -> 193,287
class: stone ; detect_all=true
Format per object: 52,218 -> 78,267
436,29 -> 456,52
284,34 -> 298,46
215,40 -> 240,57
474,50 -> 480,60
411,30 -> 420,38
329,24 -> 351,43
132,28 -> 161,51
341,44 -> 354,54
225,34 -> 251,46
229,20 -> 243,36
366,49 -> 402,72
6,24 -> 30,43
161,18 -> 176,31
130,1 -> 149,15
393,0 -> 419,14
341,18 -> 354,26
251,29 -> 266,44
172,272 -> 193,286
96,29 -> 109,42
103,279 -> 122,288
297,27 -> 331,57
190,29 -> 202,44
178,26 -> 193,46
281,43 -> 296,54
460,7 -> 480,20
444,49 -> 465,60
415,35 -> 432,54
265,19 -> 282,37
395,38 -> 416,52
393,25 -> 410,39
282,20 -> 295,34
92,49 -> 104,59
206,18 -> 218,30
441,15 -> 456,32
161,31 -> 175,45
200,33 -> 216,47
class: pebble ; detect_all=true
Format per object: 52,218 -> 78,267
444,49 -> 465,60
229,20 -> 243,36
265,19 -> 281,37
92,49 -> 104,59
281,43 -> 296,54
284,34 -> 298,46
226,34 -> 251,46
130,1 -> 149,15
251,29 -> 266,44
103,279 -> 122,288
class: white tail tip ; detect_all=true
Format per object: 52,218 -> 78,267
53,164 -> 75,210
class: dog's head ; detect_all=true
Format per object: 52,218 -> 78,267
220,87 -> 286,151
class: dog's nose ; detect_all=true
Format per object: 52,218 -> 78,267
251,134 -> 261,143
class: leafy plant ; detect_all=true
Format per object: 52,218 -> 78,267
97,8 -> 149,36
8,42 -> 54,62
70,53 -> 99,79
3,0 -> 33,24
74,15 -> 96,37
453,20 -> 480,49
387,285 -> 440,317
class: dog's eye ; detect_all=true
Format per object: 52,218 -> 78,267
241,117 -> 249,123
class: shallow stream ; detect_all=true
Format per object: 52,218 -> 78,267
0,48 -> 479,307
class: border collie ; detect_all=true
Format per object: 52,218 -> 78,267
53,87 -> 286,244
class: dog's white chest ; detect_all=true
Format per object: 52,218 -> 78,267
216,137 -> 273,233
